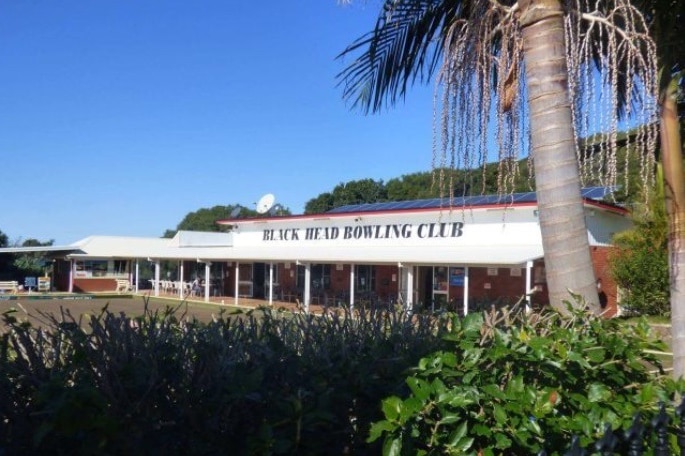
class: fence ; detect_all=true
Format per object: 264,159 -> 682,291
539,398 -> 685,455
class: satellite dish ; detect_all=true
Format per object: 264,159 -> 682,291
230,206 -> 242,218
256,193 -> 275,214
268,203 -> 283,216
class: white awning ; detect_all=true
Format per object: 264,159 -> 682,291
0,237 -> 543,267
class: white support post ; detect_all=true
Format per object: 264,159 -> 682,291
135,260 -> 139,293
405,265 -> 414,313
234,262 -> 240,306
204,262 -> 211,302
525,261 -> 533,313
303,263 -> 311,313
179,261 -> 185,299
463,266 -> 470,316
68,259 -> 74,293
154,260 -> 160,297
268,262 -> 274,306
349,264 -> 355,311
397,263 -> 404,311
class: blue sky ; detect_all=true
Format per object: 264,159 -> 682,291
0,0 -> 437,245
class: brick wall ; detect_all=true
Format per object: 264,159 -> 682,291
73,278 -> 117,293
215,254 -> 619,315
591,246 -> 618,317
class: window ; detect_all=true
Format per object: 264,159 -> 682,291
74,260 -> 108,278
238,264 -> 254,297
114,260 -> 128,277
296,264 -> 331,290
433,266 -> 448,291
355,265 -> 375,292
239,264 -> 253,281
311,264 -> 330,290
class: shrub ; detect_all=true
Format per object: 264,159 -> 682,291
368,304 -> 683,455
0,302 -> 450,455
609,220 -> 669,315
609,164 -> 669,316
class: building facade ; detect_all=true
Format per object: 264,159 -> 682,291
1,189 -> 631,316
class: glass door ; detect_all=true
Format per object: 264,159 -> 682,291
433,266 -> 449,310
238,263 -> 254,297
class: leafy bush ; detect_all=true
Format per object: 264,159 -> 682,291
610,224 -> 669,316
0,302 -> 450,455
368,305 -> 682,455
609,164 -> 669,316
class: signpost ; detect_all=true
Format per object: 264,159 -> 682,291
24,277 -> 37,292
38,276 -> 50,292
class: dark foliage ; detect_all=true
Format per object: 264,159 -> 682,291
0,302 -> 449,455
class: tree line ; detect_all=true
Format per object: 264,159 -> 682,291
0,232 -> 54,282
303,165 -> 535,213
161,163 -> 534,236
0,155 -> 668,313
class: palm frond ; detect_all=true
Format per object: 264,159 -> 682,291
337,0 -> 464,113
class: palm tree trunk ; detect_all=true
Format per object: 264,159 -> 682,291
661,81 -> 685,379
519,0 -> 599,313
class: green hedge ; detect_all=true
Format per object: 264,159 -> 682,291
0,303 -> 449,455
368,305 -> 683,455
2,302 -> 679,455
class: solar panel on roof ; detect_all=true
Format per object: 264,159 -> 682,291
517,192 -> 537,203
326,186 -> 616,214
395,201 -> 413,209
583,187 -> 605,199
582,186 -> 618,200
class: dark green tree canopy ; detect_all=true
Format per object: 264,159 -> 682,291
0,233 -> 55,280
610,165 -> 669,315
304,192 -> 335,215
632,0 -> 684,92
164,205 -> 251,238
385,172 -> 435,201
0,229 -> 11,279
305,166 -> 535,214
13,238 -> 55,277
164,204 -> 291,238
305,179 -> 387,214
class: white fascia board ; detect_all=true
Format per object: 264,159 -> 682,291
221,245 -> 544,267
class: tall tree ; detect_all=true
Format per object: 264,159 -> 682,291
13,238 -> 55,277
0,229 -> 12,280
163,204 -> 276,238
304,165 -> 533,213
338,0 -> 658,313
304,179 -> 387,214
610,165 -> 669,316
305,192 -> 335,214
386,171 -> 441,200
633,0 -> 685,378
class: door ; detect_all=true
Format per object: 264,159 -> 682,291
253,263 -> 266,299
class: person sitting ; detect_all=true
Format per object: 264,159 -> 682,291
191,278 -> 202,297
